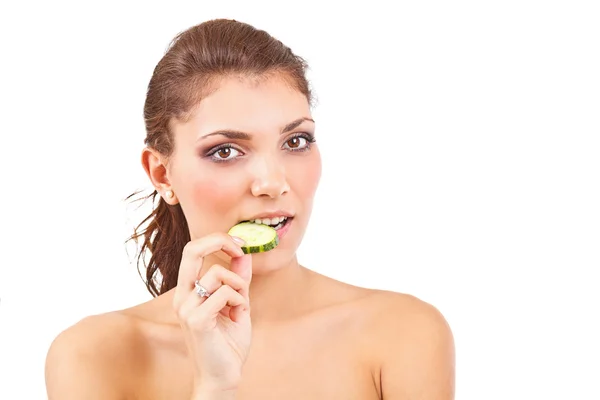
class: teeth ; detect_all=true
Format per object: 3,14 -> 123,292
251,216 -> 287,226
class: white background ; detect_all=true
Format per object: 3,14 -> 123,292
1,1 -> 599,399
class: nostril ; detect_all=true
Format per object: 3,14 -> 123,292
251,180 -> 289,198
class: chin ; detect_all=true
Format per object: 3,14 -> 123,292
249,249 -> 297,275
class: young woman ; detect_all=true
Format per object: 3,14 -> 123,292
45,19 -> 455,399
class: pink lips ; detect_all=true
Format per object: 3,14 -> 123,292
275,217 -> 293,240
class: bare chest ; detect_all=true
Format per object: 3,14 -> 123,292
138,318 -> 380,399
236,324 -> 379,399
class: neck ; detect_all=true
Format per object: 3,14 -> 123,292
246,255 -> 310,325
157,252 -> 312,326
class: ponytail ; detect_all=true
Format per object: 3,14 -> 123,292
126,190 -> 190,296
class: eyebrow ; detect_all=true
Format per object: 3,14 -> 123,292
282,117 -> 315,133
199,117 -> 315,141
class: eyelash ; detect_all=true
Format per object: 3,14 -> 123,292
205,132 -> 316,163
286,132 -> 316,151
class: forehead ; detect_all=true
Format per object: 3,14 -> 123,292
183,75 -> 311,135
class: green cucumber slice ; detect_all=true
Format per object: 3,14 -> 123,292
228,222 -> 279,254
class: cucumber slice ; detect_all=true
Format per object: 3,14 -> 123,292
228,222 -> 279,254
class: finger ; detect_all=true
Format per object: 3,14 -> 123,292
202,285 -> 247,310
229,253 -> 252,287
229,303 -> 250,323
177,286 -> 210,320
193,263 -> 248,299
176,233 -> 245,294
177,269 -> 244,320
188,286 -> 247,328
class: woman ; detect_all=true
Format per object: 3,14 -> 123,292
45,19 -> 455,399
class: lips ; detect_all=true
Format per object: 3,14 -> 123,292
240,216 -> 292,231
248,216 -> 288,227
240,210 -> 294,225
238,210 -> 295,241
274,216 -> 292,239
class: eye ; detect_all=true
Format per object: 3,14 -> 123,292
207,145 -> 243,162
286,137 -> 304,149
284,133 -> 315,151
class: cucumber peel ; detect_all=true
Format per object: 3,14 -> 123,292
228,222 -> 279,254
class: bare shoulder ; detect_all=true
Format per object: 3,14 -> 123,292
364,290 -> 456,399
309,273 -> 455,397
365,289 -> 453,332
45,311 -> 143,399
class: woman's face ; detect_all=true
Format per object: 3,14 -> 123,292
162,75 -> 321,272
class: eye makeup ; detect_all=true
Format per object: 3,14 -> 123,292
201,131 -> 316,163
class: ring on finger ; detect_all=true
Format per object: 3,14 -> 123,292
194,280 -> 211,298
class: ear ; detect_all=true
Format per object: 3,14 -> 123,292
141,147 -> 179,204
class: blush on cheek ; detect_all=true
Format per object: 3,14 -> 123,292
193,175 -> 242,208
187,174 -> 245,235
296,156 -> 322,198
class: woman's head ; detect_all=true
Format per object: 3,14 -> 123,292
130,19 -> 321,296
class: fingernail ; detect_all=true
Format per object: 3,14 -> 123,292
231,236 -> 245,245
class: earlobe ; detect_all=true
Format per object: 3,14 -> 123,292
161,188 -> 178,205
141,147 -> 178,204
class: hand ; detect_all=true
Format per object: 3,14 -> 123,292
172,232 -> 253,394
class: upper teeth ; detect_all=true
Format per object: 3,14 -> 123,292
252,216 -> 287,226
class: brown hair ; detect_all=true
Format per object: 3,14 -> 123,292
126,19 -> 313,297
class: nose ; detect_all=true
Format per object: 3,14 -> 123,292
250,155 -> 290,198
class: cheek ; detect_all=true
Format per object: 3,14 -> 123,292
290,152 -> 322,199
178,167 -> 247,235
191,173 -> 245,209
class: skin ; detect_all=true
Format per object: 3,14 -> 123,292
45,74 -> 455,399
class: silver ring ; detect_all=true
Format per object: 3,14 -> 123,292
194,280 -> 210,298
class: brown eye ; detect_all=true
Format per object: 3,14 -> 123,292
283,134 -> 314,151
287,137 -> 301,148
207,146 -> 242,162
217,148 -> 231,158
